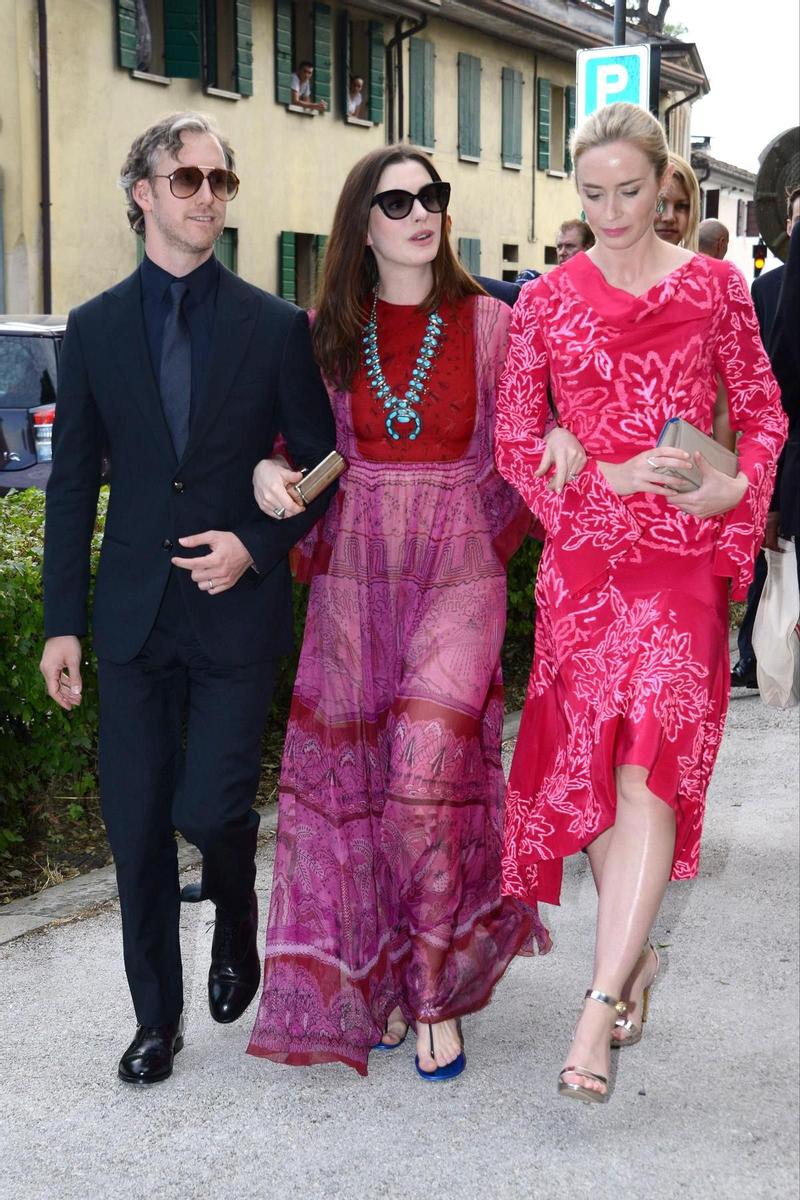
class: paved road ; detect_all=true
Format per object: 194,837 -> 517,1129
1,690 -> 798,1200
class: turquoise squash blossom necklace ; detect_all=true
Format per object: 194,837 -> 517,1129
362,289 -> 446,441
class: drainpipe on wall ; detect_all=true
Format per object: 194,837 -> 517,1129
385,15 -> 427,144
0,169 -> 6,312
664,87 -> 702,152
38,0 -> 52,313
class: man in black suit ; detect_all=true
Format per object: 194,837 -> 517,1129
40,113 -> 336,1083
731,185 -> 800,686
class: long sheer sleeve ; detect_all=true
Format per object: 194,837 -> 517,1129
712,263 -> 786,597
495,284 -> 641,595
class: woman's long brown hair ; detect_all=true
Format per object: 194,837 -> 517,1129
312,146 -> 486,390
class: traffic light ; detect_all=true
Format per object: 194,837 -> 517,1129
752,241 -> 767,278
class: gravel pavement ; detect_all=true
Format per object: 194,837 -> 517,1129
1,690 -> 798,1200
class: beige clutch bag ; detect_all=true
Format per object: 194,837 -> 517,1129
288,450 -> 347,504
655,418 -> 738,491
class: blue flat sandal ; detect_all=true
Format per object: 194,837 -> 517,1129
371,1017 -> 409,1052
415,1021 -> 466,1081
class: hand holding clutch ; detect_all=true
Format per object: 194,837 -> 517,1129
287,450 -> 347,505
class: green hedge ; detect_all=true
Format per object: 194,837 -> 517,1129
0,492 -> 540,853
0,487 -> 107,854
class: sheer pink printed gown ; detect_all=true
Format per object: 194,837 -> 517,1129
494,253 -> 786,908
248,295 -> 550,1076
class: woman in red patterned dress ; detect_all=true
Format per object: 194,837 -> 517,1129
495,104 -> 786,1103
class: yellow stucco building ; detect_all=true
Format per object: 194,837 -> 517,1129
0,0 -> 708,313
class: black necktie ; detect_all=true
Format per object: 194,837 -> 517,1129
160,280 -> 191,459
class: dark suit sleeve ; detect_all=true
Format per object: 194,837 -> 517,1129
43,309 -> 105,638
233,307 -> 337,577
768,222 -> 800,425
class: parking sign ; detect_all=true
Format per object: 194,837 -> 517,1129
576,46 -> 652,126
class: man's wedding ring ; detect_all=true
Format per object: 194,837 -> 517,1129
208,580 -> 215,592
273,505 -> 286,519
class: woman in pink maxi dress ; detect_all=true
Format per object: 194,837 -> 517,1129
495,104 -> 786,1104
246,147 -> 574,1078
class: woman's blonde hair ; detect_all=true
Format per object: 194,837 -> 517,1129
571,102 -> 669,181
666,151 -> 701,250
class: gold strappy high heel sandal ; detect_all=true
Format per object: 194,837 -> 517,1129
611,942 -> 660,1050
558,989 -> 627,1104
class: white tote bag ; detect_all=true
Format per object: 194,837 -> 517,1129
752,538 -> 800,708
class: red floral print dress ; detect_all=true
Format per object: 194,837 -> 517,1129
495,252 -> 786,906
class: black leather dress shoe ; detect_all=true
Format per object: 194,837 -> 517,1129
731,660 -> 759,689
208,891 -> 261,1024
118,1016 -> 184,1084
180,881 -> 204,903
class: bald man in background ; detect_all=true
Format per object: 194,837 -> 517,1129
698,218 -> 729,259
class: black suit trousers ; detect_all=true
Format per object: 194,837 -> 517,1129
97,570 -> 276,1025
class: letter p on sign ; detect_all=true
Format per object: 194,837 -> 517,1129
576,45 -> 652,127
596,64 -> 629,105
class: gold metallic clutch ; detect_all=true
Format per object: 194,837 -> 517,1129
655,418 -> 738,491
289,450 -> 347,504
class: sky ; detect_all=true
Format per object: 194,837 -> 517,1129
667,0 -> 799,172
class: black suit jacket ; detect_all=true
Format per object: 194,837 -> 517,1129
474,275 -> 521,307
43,263 -> 336,665
751,264 -> 783,342
767,223 -> 800,536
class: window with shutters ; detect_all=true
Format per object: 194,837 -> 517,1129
537,80 -> 576,175
276,2 -> 331,114
203,1 -> 253,98
279,232 -> 328,307
458,237 -> 480,276
458,53 -> 481,162
340,11 -> 384,126
408,38 -> 435,150
118,0 -> 168,81
501,68 -> 522,170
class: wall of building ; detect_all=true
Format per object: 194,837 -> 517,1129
0,0 -> 45,311
2,1 -> 703,312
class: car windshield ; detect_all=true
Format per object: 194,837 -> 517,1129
0,335 -> 58,408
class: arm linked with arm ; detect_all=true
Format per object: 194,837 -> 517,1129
233,307 -> 338,578
494,288 -> 641,596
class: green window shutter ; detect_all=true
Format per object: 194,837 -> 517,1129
458,53 -> 481,160
117,0 -> 137,70
409,39 -> 434,148
565,84 -> 576,173
339,12 -> 351,119
313,3 -> 332,107
502,67 -> 522,168
205,0 -> 218,85
368,21 -> 384,124
164,0 -> 201,78
280,232 -> 297,302
234,0 -> 253,96
274,0 -> 293,103
458,237 -> 480,275
216,228 -> 238,273
537,77 -> 551,171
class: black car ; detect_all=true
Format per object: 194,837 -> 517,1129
0,315 -> 66,491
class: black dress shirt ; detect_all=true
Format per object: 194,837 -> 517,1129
140,253 -> 220,419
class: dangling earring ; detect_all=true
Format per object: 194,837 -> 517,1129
656,196 -> 666,216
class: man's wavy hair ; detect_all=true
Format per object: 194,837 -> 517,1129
119,112 -> 235,237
